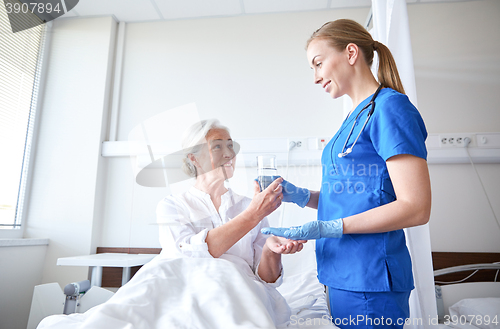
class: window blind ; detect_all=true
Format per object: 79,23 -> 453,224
0,1 -> 44,229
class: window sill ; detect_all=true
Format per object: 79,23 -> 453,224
0,238 -> 49,247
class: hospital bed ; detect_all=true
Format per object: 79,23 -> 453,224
32,245 -> 337,329
432,252 -> 500,329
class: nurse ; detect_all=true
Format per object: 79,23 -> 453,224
262,19 -> 431,328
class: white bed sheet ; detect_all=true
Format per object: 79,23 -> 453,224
278,238 -> 337,329
37,256 -> 336,329
279,269 -> 335,329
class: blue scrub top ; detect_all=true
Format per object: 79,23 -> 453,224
317,88 -> 427,292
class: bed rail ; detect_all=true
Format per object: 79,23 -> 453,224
434,263 -> 500,277
432,252 -> 500,283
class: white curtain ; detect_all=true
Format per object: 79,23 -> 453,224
370,0 -> 438,328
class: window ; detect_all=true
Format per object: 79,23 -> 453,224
0,3 -> 45,231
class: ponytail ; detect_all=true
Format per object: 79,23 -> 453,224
374,41 -> 405,94
307,19 -> 406,95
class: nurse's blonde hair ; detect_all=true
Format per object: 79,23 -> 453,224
306,19 -> 405,95
181,119 -> 230,177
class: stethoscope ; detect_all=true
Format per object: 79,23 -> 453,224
338,84 -> 383,158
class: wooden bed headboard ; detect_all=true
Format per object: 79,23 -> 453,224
96,248 -> 500,287
96,247 -> 161,287
431,252 -> 500,284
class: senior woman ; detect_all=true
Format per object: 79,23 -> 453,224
156,119 -> 305,326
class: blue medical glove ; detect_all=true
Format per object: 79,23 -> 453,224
281,179 -> 310,208
261,219 -> 343,240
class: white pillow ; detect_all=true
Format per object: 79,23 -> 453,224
449,298 -> 500,329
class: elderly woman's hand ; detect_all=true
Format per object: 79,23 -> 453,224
246,177 -> 284,220
265,236 -> 307,254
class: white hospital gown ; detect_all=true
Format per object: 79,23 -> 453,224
156,187 -> 291,326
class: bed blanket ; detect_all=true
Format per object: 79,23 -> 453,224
37,257 -> 291,329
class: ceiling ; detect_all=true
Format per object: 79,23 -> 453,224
60,0 -> 478,23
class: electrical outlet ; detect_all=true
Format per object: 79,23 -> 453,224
319,138 -> 328,149
439,134 -> 474,148
307,137 -> 328,150
289,138 -> 307,151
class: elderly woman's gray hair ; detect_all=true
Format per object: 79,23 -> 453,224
181,119 -> 230,177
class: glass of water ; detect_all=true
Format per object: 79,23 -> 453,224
257,155 -> 278,191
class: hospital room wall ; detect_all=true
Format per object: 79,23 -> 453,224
21,0 -> 500,291
21,16 -> 117,298
2,16 -> 117,329
408,0 -> 500,251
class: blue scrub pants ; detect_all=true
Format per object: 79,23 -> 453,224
328,288 -> 411,328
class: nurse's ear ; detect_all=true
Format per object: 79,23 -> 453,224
346,43 -> 359,66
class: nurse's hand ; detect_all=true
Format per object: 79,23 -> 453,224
265,236 -> 307,254
281,179 -> 311,208
261,219 -> 344,240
